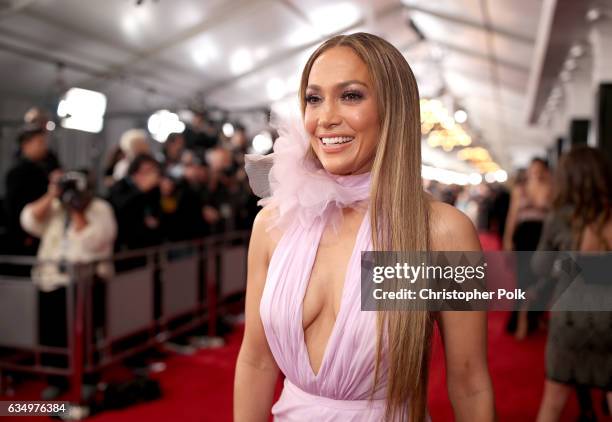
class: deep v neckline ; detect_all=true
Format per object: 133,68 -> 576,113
300,210 -> 369,379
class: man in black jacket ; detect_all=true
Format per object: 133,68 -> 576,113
107,154 -> 162,251
4,126 -> 61,255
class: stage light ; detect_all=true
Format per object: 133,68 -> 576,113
147,110 -> 185,142
58,88 -> 107,133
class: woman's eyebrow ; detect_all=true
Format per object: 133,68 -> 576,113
306,80 -> 369,91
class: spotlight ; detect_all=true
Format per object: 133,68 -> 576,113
57,88 -> 107,133
252,131 -> 273,154
222,122 -> 235,138
147,110 -> 185,142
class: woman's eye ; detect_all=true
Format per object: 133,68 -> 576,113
305,95 -> 321,105
342,91 -> 363,101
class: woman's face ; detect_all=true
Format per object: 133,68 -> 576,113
304,46 -> 379,175
527,161 -> 549,183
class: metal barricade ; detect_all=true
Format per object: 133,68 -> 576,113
0,230 -> 250,404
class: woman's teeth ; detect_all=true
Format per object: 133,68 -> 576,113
320,136 -> 354,145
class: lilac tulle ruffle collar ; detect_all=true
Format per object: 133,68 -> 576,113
244,106 -> 371,231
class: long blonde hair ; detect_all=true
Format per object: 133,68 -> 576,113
299,33 -> 432,421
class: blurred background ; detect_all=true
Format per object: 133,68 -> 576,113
0,0 -> 611,420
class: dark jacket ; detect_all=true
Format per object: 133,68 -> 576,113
107,178 -> 162,251
3,159 -> 49,255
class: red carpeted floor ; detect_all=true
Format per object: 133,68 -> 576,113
3,233 -> 610,421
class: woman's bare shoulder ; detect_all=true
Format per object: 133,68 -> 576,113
250,205 -> 282,263
429,200 -> 481,251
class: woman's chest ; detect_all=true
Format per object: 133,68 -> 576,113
302,212 -> 365,330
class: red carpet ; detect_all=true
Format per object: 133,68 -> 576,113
5,314 -> 609,422
3,233 -> 610,421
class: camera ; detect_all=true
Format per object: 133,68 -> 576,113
58,172 -> 92,211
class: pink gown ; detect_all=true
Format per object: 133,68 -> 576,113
260,204 -> 391,421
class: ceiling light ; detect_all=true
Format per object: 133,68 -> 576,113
564,58 -> 577,71
430,45 -> 444,60
287,27 -> 317,47
229,49 -> 254,75
192,43 -> 218,67
454,109 -> 468,124
310,3 -> 360,35
560,70 -> 572,82
286,74 -> 300,92
253,47 -> 269,61
569,44 -> 584,58
586,8 -> 601,22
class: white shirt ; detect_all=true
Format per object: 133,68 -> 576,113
20,198 -> 117,291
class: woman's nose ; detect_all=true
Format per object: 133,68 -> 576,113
318,101 -> 341,128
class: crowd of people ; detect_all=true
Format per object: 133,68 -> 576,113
1,109 -> 259,259
0,108 -> 259,399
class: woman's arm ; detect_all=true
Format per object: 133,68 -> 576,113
430,202 -> 496,422
234,208 -> 280,422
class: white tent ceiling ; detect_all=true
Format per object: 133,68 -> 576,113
0,0 -> 552,169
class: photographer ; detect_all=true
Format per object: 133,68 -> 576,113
19,170 -> 117,398
108,154 -> 162,251
20,171 -> 117,291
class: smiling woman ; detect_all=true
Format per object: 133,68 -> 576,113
234,32 -> 495,422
